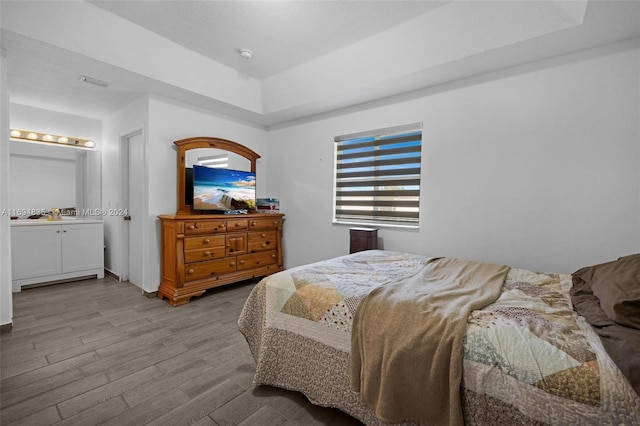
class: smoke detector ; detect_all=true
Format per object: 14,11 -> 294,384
238,49 -> 253,60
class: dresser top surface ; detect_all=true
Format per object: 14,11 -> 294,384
159,212 -> 284,220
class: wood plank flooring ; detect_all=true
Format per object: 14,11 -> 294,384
0,277 -> 364,426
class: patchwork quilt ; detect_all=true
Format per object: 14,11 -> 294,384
239,250 -> 640,425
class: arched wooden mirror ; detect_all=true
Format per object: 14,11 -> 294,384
175,136 -> 260,215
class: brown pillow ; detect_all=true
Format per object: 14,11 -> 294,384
572,254 -> 640,329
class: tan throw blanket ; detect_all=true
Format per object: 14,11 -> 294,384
351,257 -> 509,425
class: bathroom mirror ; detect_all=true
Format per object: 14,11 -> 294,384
8,140 -> 101,218
175,137 -> 260,215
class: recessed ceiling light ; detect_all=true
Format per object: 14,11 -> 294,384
238,49 -> 253,60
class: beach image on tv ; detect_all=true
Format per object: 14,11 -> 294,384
193,165 -> 256,211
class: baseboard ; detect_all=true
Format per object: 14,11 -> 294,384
104,269 -> 120,281
21,274 -> 97,290
142,290 -> 157,298
0,322 -> 13,334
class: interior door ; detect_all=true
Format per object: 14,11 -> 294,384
122,130 -> 144,287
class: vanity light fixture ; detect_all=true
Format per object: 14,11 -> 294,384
9,129 -> 96,149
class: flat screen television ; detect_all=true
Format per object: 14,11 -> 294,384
192,165 -> 256,212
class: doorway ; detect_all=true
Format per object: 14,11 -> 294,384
120,127 -> 145,288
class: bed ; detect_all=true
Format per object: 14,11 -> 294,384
238,250 -> 640,425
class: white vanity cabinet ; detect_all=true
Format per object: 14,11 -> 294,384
11,220 -> 104,290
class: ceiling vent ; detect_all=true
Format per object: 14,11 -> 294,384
79,75 -> 110,87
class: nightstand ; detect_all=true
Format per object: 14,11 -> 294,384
349,227 -> 378,254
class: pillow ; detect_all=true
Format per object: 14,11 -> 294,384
572,254 -> 640,329
569,275 -> 614,327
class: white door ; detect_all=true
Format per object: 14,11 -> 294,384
122,130 -> 144,287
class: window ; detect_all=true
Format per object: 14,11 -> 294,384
333,122 -> 422,227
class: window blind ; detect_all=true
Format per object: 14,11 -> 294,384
334,122 -> 422,227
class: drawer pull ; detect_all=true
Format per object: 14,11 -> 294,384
230,262 -> 236,267
239,260 -> 245,265
204,239 -> 210,244
251,221 -> 256,226
271,254 -> 276,258
189,224 -> 198,230
235,223 -> 241,227
187,269 -> 194,275
204,251 -> 211,256
261,233 -> 266,237
261,243 -> 267,248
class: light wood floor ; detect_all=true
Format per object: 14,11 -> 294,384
0,276 -> 364,426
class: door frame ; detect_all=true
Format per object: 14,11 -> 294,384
119,124 -> 147,287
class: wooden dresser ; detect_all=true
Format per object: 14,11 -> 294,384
158,213 -> 284,306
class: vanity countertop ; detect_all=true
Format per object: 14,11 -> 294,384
11,218 -> 104,226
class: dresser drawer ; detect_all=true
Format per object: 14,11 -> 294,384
185,258 -> 237,281
184,235 -> 225,250
248,231 -> 277,253
249,218 -> 281,230
184,235 -> 226,263
237,250 -> 277,271
184,246 -> 226,263
226,219 -> 248,231
184,220 -> 227,235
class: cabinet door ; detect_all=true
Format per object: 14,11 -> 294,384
225,233 -> 247,256
61,224 -> 104,273
11,226 -> 62,280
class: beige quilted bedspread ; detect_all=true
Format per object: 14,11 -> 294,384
238,250 -> 640,425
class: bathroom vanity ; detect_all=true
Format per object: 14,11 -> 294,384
10,218 -> 104,290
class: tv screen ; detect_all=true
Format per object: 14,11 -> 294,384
193,165 -> 256,211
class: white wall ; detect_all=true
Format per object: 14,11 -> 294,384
1,49 -> 13,327
10,104 -> 102,142
268,39 -> 640,274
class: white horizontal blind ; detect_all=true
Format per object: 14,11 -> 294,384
334,123 -> 422,227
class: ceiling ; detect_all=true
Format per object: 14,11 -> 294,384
1,1 -> 639,127
89,0 -> 446,79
